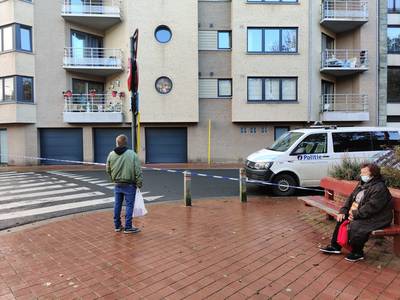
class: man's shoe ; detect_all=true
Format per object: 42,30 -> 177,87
124,227 -> 141,234
319,245 -> 341,254
114,226 -> 123,232
345,252 -> 364,262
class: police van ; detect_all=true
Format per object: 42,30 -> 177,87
245,126 -> 400,196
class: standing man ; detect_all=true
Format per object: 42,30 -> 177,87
106,134 -> 143,233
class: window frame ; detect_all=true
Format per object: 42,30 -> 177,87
388,0 -> 400,13
247,77 -> 298,102
388,67 -> 400,103
388,26 -> 400,54
247,27 -> 298,54
0,75 -> 34,103
16,24 -> 32,52
217,79 -> 232,98
217,31 -> 232,50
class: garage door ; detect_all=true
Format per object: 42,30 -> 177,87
40,129 -> 83,165
94,128 -> 131,163
145,128 -> 187,163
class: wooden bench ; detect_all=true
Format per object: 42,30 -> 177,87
299,177 -> 400,256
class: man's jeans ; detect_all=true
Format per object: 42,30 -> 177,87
114,184 -> 136,229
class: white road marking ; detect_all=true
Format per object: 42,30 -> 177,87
0,191 -> 105,210
0,180 -> 67,191
0,178 -> 52,186
0,175 -> 44,182
90,180 -> 107,184
0,187 -> 90,202
144,195 -> 164,202
0,197 -> 115,220
0,172 -> 34,178
1,183 -> 76,195
97,183 -> 114,186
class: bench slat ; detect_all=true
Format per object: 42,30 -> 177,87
372,225 -> 400,236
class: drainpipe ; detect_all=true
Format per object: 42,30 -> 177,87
376,0 -> 380,126
308,0 -> 314,123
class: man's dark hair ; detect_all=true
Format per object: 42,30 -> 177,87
360,163 -> 382,178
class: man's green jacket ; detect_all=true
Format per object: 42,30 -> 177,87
106,147 -> 143,188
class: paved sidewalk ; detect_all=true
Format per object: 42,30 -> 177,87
0,197 -> 399,300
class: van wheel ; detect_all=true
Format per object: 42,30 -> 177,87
272,174 -> 297,197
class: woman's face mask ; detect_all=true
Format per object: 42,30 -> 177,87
361,175 -> 371,183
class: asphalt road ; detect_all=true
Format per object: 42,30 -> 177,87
0,169 -> 321,230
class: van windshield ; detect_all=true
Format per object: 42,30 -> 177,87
267,132 -> 304,152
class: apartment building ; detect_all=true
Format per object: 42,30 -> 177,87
0,0 -> 386,165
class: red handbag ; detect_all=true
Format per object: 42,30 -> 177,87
337,220 -> 352,251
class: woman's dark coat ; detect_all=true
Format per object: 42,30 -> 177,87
339,177 -> 393,242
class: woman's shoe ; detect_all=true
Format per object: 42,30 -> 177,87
319,245 -> 341,254
345,252 -> 364,262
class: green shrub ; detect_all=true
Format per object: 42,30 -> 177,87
382,167 -> 400,189
329,156 -> 363,181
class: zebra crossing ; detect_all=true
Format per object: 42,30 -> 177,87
0,170 -> 163,230
47,171 -> 165,202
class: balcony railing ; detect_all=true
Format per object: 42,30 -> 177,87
322,0 -> 368,20
62,0 -> 120,16
64,94 -> 123,113
321,49 -> 368,76
321,94 -> 368,112
63,48 -> 122,68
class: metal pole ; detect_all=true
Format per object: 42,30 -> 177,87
130,35 -> 137,152
240,168 -> 247,203
184,171 -> 192,206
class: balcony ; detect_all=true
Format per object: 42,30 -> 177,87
321,49 -> 368,77
320,94 -> 369,121
63,47 -> 123,76
61,0 -> 121,31
0,102 -> 36,124
63,94 -> 124,123
321,0 -> 368,33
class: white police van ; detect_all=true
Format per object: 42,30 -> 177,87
245,126 -> 400,196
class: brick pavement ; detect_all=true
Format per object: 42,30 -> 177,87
0,197 -> 399,300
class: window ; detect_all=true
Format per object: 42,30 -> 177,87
388,67 -> 400,103
372,131 -> 400,150
274,127 -> 290,141
155,77 -> 173,94
292,134 -> 327,155
248,77 -> 297,102
269,131 -> 303,151
155,25 -> 172,43
0,76 -> 34,102
388,0 -> 400,13
218,31 -> 231,49
218,79 -> 232,97
16,25 -> 32,52
2,26 -> 13,52
388,26 -> 400,53
0,24 -> 32,53
332,132 -> 373,152
247,28 -> 297,53
247,0 -> 297,2
18,77 -> 33,102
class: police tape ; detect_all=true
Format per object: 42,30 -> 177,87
0,154 -> 324,193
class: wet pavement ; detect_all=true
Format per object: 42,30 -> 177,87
0,197 -> 399,299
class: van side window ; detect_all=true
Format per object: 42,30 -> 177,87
372,131 -> 400,150
332,132 -> 372,152
291,133 -> 327,155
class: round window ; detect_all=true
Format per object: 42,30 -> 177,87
155,77 -> 173,94
155,25 -> 172,43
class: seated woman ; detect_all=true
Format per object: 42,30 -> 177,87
320,163 -> 393,262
